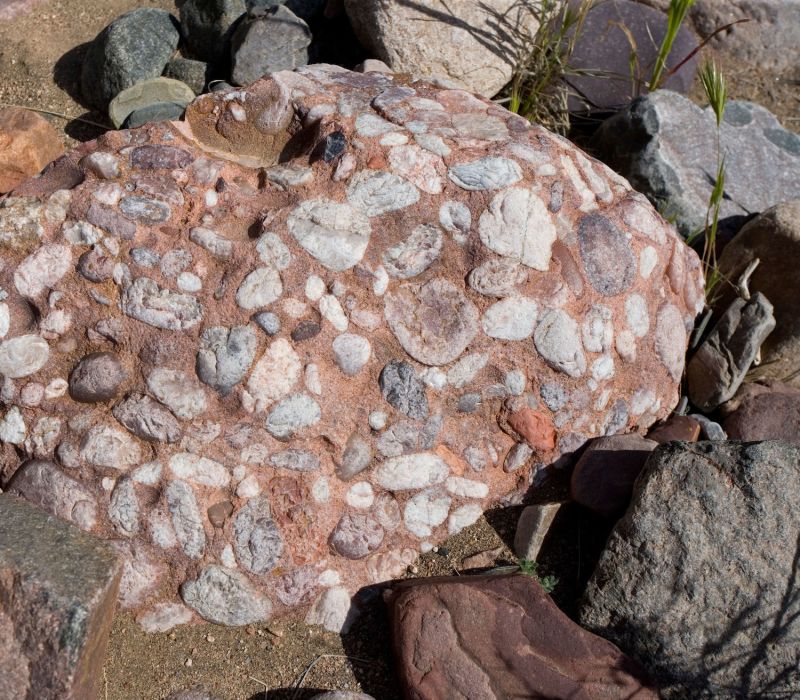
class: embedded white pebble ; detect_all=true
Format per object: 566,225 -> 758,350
561,154 -> 596,212
44,378 -> 68,399
177,272 -> 202,292
355,113 -> 397,136
235,267 -> 283,310
266,164 -> 314,188
220,545 -> 237,568
582,305 -> 614,353
204,190 -> 218,207
304,363 -> 322,395
80,425 -> 142,469
318,569 -> 341,587
445,476 -> 489,499
374,452 -> 449,491
639,246 -> 659,279
20,383 -> 43,407
421,368 -> 447,390
169,453 -> 231,488
368,411 -> 388,430
311,476 -> 330,503
382,224 -> 443,279
165,480 -> 205,559
439,201 -> 471,244
62,221 -> 103,246
92,183 -> 122,206
40,310 -> 71,338
282,298 -> 307,318
14,244 -> 72,298
631,388 -> 657,416
447,353 -> 488,389
346,481 -> 375,509
504,370 -> 526,396
591,356 -> 615,382
287,198 -> 371,272
481,295 -> 538,340
189,227 -> 233,260
388,145 -> 443,194
534,309 -> 586,378
0,406 -> 26,444
616,330 -> 637,362
82,152 -> 120,179
332,333 -> 371,375
305,587 -> 355,634
404,489 -> 451,538
137,603 -> 193,634
121,278 -> 202,331
536,163 -> 557,176
372,265 -> 389,295
625,294 -> 650,337
479,188 -> 556,270
448,157 -> 522,191
350,308 -> 382,331
319,294 -> 348,331
247,338 -> 302,411
655,303 -> 687,381
147,368 -> 207,420
236,474 -> 260,498
132,461 -> 162,485
256,232 -> 293,270
381,132 -> 409,146
0,304 -> 9,338
305,275 -> 326,301
346,170 -> 420,217
415,133 -> 451,157
265,393 -> 322,439
448,503 -> 483,535
333,153 -> 357,182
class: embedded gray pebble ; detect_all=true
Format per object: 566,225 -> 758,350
379,360 -> 429,420
69,352 -> 127,403
233,497 -> 284,574
337,432 -> 373,480
253,311 -> 281,335
112,394 -> 182,443
329,512 -> 384,559
195,325 -> 257,395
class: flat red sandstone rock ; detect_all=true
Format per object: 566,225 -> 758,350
388,573 -> 658,699
0,65 -> 703,628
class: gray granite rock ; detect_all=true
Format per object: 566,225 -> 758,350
592,90 -> 800,238
164,57 -> 210,95
180,0 -> 247,65
579,440 -> 800,699
0,494 -> 121,700
230,4 -> 311,86
80,8 -> 180,110
687,292 -> 775,411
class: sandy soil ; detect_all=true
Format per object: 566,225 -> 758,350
0,1 -> 796,698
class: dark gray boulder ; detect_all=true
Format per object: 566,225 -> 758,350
592,90 -> 800,238
579,440 -> 800,699
230,4 -> 311,86
80,8 -> 180,110
164,57 -> 211,95
179,0 -> 247,66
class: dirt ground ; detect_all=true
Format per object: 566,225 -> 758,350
0,1 -> 797,698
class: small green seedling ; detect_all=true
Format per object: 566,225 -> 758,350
518,558 -> 558,593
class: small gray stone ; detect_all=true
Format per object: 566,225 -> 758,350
69,352 -> 126,403
131,247 -> 160,268
231,5 -> 311,86
122,102 -> 187,129
113,394 -> 182,443
270,449 -> 321,471
164,57 -> 209,95
347,169 -> 420,217
166,480 -> 206,559
122,277 -> 202,331
253,311 -> 281,335
77,248 -> 114,282
265,393 -> 321,439
108,477 -> 140,536
329,512 -> 384,559
181,565 -> 271,626
382,224 -> 443,279
120,196 -> 171,224
467,258 -> 527,298
196,325 -> 258,395
514,503 -> 563,561
189,227 -> 233,260
578,213 -> 636,297
687,292 -> 775,411
233,498 -> 284,574
504,442 -> 533,473
534,309 -> 587,378
86,203 -> 136,240
379,360 -> 428,420
337,432 -> 373,480
448,157 -> 522,191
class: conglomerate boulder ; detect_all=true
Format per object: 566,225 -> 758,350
0,65 -> 703,627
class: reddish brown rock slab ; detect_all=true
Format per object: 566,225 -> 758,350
388,573 -> 657,700
0,493 -> 122,700
645,414 -> 701,443
721,381 -> 800,446
570,434 -> 658,518
0,107 -> 64,193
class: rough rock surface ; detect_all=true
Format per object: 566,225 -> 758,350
343,0 -> 529,97
566,0 -> 699,112
389,573 -> 657,699
0,494 -> 121,700
722,381 -> 800,446
80,8 -> 181,110
686,292 -> 775,411
580,441 -> 800,698
717,201 -> 800,386
0,65 -> 702,625
180,0 -> 247,66
0,107 -> 64,194
570,433 -> 657,518
592,90 -> 800,238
